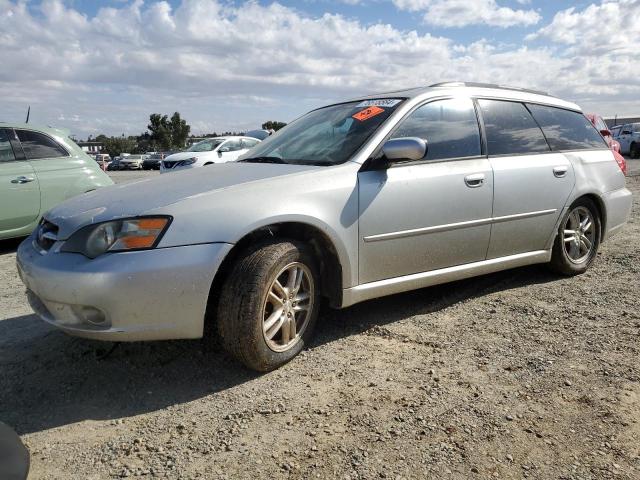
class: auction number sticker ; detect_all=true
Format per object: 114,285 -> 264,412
352,106 -> 385,122
356,99 -> 402,108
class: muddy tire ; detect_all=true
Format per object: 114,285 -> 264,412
216,240 -> 320,371
548,198 -> 601,276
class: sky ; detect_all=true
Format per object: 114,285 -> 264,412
0,0 -> 639,138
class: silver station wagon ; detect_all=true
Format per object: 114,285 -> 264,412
17,82 -> 632,371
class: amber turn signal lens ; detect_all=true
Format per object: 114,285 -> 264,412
137,218 -> 169,230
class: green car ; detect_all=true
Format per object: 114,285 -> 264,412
0,123 -> 113,240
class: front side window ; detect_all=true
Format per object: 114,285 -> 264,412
16,129 -> 67,160
478,99 -> 549,156
239,99 -> 404,165
0,129 -> 17,162
390,98 -> 481,161
222,140 -> 242,152
241,138 -> 259,149
526,104 -> 607,151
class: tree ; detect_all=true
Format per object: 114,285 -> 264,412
262,121 -> 287,131
169,112 -> 190,149
101,135 -> 137,158
148,113 -> 172,151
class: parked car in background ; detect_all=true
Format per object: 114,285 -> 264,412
0,123 -> 112,240
245,129 -> 272,140
94,153 -> 111,171
616,123 -> 640,158
160,136 -> 260,173
106,157 -> 121,171
119,154 -> 148,170
16,83 -> 631,372
142,153 -> 169,170
610,125 -> 623,139
586,114 -> 620,153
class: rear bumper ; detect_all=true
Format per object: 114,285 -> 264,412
602,187 -> 633,241
16,238 -> 233,341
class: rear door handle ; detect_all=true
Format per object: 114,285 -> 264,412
464,173 -> 485,188
11,176 -> 35,184
553,166 -> 568,178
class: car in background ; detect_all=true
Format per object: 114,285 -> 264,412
586,114 -> 620,153
106,157 -> 121,171
0,123 -> 112,240
94,153 -> 111,171
160,136 -> 260,173
245,129 -> 272,141
119,154 -> 149,170
142,152 -> 169,170
610,125 -> 624,139
615,123 -> 640,158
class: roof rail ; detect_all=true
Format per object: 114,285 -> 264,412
429,81 -> 551,97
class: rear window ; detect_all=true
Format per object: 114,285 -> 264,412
477,99 -> 549,156
526,104 -> 607,151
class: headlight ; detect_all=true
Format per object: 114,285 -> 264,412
180,157 -> 198,166
61,216 -> 172,258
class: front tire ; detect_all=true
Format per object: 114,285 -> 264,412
216,240 -> 320,371
548,198 -> 601,275
630,143 -> 640,159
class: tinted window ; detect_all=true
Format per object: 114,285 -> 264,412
391,98 -> 481,160
0,129 -> 16,162
478,99 -> 549,155
16,130 -> 67,160
527,104 -> 607,150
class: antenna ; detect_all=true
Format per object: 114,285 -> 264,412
25,106 -> 30,123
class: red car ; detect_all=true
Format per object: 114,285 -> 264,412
587,113 -> 620,153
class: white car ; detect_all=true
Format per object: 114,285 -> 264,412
160,136 -> 261,173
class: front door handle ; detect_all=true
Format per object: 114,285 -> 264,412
11,176 -> 35,184
464,173 -> 485,188
553,166 -> 568,178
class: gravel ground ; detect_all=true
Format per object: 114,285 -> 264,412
0,165 -> 639,480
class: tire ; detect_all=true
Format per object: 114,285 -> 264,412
548,198 -> 601,276
631,143 -> 640,159
216,240 -> 320,371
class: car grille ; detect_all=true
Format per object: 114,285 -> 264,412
34,219 -> 59,253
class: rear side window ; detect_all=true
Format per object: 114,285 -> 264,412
0,129 -> 16,162
526,105 -> 607,150
390,98 -> 481,160
16,130 -> 68,160
477,99 -> 549,156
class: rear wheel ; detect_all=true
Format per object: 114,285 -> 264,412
216,240 -> 320,371
630,142 -> 640,159
548,198 -> 601,275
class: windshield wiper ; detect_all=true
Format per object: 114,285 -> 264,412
238,156 -> 288,164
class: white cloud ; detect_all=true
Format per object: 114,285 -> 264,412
393,0 -> 541,28
0,0 -> 638,137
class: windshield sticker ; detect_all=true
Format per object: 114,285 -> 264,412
356,99 -> 402,108
352,106 -> 385,122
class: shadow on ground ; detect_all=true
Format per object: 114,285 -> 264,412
0,263 -> 559,435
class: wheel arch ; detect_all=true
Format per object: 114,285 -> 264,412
577,192 -> 607,237
204,220 -> 346,335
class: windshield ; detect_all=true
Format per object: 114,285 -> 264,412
188,139 -> 224,152
239,99 -> 405,166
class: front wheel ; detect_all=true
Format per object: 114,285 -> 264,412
630,143 -> 640,159
548,198 -> 601,275
216,240 -> 320,371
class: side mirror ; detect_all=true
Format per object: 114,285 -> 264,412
382,137 -> 427,162
600,129 -> 611,137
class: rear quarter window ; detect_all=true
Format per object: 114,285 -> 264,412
526,104 -> 607,151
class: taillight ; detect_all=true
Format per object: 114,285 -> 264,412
613,151 -> 627,176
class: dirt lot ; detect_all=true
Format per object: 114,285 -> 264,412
1,166 -> 639,479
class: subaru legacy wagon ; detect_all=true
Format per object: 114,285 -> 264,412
17,82 -> 632,371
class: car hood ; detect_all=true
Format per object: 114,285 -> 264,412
45,162 -> 319,239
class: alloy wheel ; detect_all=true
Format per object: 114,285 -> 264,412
562,206 -> 596,264
262,262 -> 314,352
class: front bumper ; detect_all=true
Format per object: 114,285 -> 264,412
17,238 -> 233,341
